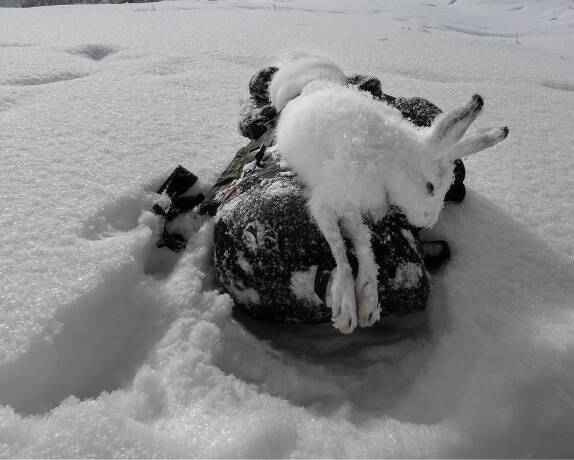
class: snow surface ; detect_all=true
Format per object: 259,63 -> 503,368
1,0 -> 574,457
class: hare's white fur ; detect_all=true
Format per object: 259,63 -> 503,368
274,56 -> 508,334
270,54 -> 347,112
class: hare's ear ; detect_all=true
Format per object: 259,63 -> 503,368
447,126 -> 509,161
430,94 -> 483,154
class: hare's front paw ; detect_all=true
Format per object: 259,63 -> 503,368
330,266 -> 357,334
356,268 -> 380,328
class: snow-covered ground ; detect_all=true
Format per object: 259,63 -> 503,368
1,0 -> 574,457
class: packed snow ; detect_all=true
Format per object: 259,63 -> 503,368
1,0 -> 574,457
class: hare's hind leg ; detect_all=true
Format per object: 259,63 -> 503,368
340,209 -> 380,328
308,196 -> 358,334
431,94 -> 484,149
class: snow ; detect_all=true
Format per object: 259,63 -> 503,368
236,252 -> 253,275
262,177 -> 298,197
1,0 -> 574,457
227,282 -> 260,305
392,262 -> 423,289
290,266 -> 322,305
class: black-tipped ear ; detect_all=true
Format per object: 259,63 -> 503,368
431,94 -> 483,149
448,125 -> 509,161
471,94 -> 484,112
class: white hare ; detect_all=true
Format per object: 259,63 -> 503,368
272,55 -> 509,334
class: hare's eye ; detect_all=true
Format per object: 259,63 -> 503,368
426,182 -> 435,196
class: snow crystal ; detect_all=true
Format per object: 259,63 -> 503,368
264,177 -> 299,197
392,262 -> 423,289
227,282 -> 260,305
213,193 -> 243,222
242,227 -> 258,253
236,251 -> 253,275
401,228 -> 419,252
290,265 -> 322,305
241,219 -> 276,254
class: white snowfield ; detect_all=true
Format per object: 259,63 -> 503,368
1,0 -> 574,457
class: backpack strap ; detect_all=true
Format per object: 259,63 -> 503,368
199,118 -> 279,216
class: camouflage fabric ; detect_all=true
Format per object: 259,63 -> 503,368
238,66 -> 278,140
212,167 -> 430,323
